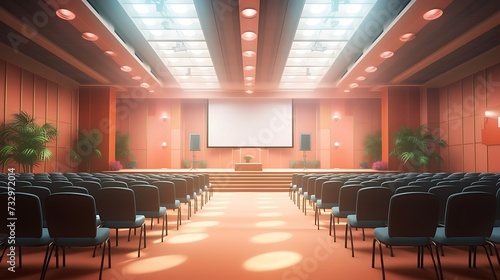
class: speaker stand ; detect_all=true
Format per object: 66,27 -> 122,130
302,151 -> 308,171
190,151 -> 197,171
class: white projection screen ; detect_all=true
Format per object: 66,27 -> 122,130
208,99 -> 293,148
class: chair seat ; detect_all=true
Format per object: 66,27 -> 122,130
347,215 -> 386,228
303,192 -> 309,199
487,227 -> 500,243
137,207 -> 167,218
161,200 -> 181,209
332,206 -> 355,218
316,200 -> 337,209
374,227 -> 432,247
298,188 -> 303,194
3,228 -> 52,246
310,195 -> 316,202
432,227 -> 486,246
102,215 -> 145,228
178,195 -> 191,203
96,215 -> 102,226
53,227 -> 110,247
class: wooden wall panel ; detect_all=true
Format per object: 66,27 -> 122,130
5,64 -> 21,121
486,63 -> 500,106
462,144 -> 475,172
488,146 -> 500,172
0,60 -> 5,124
21,70 -> 34,115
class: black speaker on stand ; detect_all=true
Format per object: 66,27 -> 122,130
189,134 -> 200,170
299,133 -> 311,171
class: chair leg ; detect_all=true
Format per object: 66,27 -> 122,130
329,214 -> 333,237
41,243 -> 55,280
99,240 -> 106,280
434,243 -> 444,280
482,245 -> 497,280
18,246 -> 23,268
426,244 -> 440,280
137,226 -> 143,258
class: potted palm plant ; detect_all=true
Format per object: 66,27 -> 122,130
70,129 -> 102,172
244,154 -> 254,163
0,111 -> 58,172
390,125 -> 447,171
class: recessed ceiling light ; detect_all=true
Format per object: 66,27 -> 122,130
148,90 -> 155,93
244,65 -> 255,71
423,9 -> 443,21
82,32 -> 98,41
56,9 -> 75,21
399,33 -> 416,42
365,66 -> 377,73
132,76 -> 141,80
344,89 -> 350,93
356,76 -> 366,81
103,50 -> 116,57
120,66 -> 132,72
246,89 -> 254,94
241,31 -> 257,41
349,83 -> 358,88
241,8 -> 257,18
243,50 -> 256,57
380,51 -> 394,58
245,82 -> 253,87
245,76 -> 254,81
140,82 -> 150,88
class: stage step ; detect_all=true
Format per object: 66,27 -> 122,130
209,172 -> 292,192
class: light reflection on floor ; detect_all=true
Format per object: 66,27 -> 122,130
243,251 -> 303,271
121,255 -> 188,274
250,232 -> 293,244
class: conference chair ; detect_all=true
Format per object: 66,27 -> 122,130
302,175 -> 318,215
42,193 -> 110,280
330,184 -> 364,241
169,177 -> 191,220
96,187 -> 146,257
372,192 -> 440,280
55,186 -> 89,194
346,187 -> 392,257
431,192 -> 497,280
74,180 -> 102,198
310,177 -> 330,213
101,180 -> 128,188
427,185 -> 461,226
394,185 -> 428,194
16,186 -> 51,227
153,181 -> 182,230
0,193 -> 52,269
130,185 -> 167,241
315,180 -> 342,230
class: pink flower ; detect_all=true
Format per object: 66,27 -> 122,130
109,160 -> 123,171
372,161 -> 388,170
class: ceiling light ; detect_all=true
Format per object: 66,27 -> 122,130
140,82 -> 150,88
241,31 -> 257,41
245,76 -> 254,81
349,83 -> 359,88
399,33 -> 416,42
82,32 -> 98,41
241,8 -> 257,18
120,66 -> 132,72
365,66 -> 377,73
244,65 -> 255,71
103,50 -> 116,57
56,9 -> 75,21
344,89 -> 350,93
356,76 -> 366,81
132,76 -> 141,80
243,50 -> 256,57
246,89 -> 254,94
245,82 -> 253,87
423,9 -> 443,21
380,51 -> 394,58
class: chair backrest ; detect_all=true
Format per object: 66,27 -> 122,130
17,186 -> 51,221
74,181 -> 101,197
0,192 -> 43,238
361,180 -> 382,187
387,192 -> 439,237
97,187 -> 137,221
180,176 -> 195,195
56,186 -> 89,194
313,177 -> 329,200
380,180 -> 406,193
130,185 -> 160,212
394,185 -> 428,194
152,181 -> 177,205
48,180 -> 73,192
444,192 -> 496,238
408,180 -> 436,190
128,180 -> 150,187
320,180 -> 343,204
462,185 -> 500,195
169,178 -> 188,199
338,184 -> 364,211
306,176 -> 318,195
355,187 -> 393,221
101,180 -> 128,188
45,193 -> 97,238
428,185 -> 461,225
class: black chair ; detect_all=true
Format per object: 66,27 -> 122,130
330,184 -> 364,241
431,192 -> 497,280
372,192 -> 440,280
42,193 -> 110,280
346,187 -> 392,257
130,185 -> 167,241
153,181 -> 182,229
315,180 -> 342,230
0,193 -> 52,269
96,187 -> 146,257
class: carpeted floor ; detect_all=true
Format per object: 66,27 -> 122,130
2,192 -> 499,279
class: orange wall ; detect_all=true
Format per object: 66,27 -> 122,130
116,97 -> 381,169
0,59 -> 78,173
439,62 -> 500,172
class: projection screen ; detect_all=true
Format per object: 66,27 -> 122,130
207,99 -> 293,148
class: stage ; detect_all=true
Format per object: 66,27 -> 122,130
105,168 -> 396,175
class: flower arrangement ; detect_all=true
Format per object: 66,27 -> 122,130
372,160 -> 388,170
243,154 -> 254,163
109,160 -> 123,171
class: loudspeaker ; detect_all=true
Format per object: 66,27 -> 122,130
189,134 -> 201,151
299,133 -> 311,151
